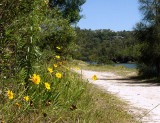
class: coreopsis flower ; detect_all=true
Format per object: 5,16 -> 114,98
56,46 -> 61,50
16,102 -> 21,107
92,75 -> 97,81
29,74 -> 41,84
56,73 -> 62,78
56,55 -> 60,59
45,83 -> 51,90
24,96 -> 29,101
59,62 -> 62,65
76,67 -> 80,70
48,68 -> 53,73
8,90 -> 14,100
54,64 -> 57,68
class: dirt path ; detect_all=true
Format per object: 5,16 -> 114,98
76,69 -> 160,123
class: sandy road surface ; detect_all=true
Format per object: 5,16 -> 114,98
76,69 -> 160,123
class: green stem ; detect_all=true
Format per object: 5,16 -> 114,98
138,104 -> 160,121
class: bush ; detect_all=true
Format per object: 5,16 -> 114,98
138,64 -> 157,78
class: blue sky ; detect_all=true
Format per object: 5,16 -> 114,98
77,0 -> 141,31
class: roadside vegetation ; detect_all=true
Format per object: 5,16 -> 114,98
0,59 -> 138,123
1,0 -> 158,122
71,60 -> 138,77
0,0 -> 138,122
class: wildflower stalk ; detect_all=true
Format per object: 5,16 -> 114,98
25,26 -> 33,91
81,68 -> 82,82
138,104 -> 160,121
0,28 -> 5,88
33,115 -> 42,123
54,116 -> 63,123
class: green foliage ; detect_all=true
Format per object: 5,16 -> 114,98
134,0 -> 160,77
0,0 -> 49,79
139,0 -> 160,24
0,0 -> 99,122
73,28 -> 138,64
138,63 -> 157,78
0,0 -> 77,83
49,0 -> 86,23
0,60 -> 86,122
0,59 -> 137,122
0,0 -> 137,122
98,56 -> 114,64
39,9 -> 77,58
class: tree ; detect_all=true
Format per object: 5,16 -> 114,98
139,0 -> 160,24
73,28 -> 137,64
49,0 -> 86,23
134,0 -> 160,77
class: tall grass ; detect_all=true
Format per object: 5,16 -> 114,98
0,58 -> 138,122
0,58 -> 85,122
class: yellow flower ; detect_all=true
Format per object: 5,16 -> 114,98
59,62 -> 62,65
45,83 -> 51,90
56,46 -> 61,50
76,67 -> 80,70
92,75 -> 97,81
8,90 -> 14,100
24,96 -> 29,101
54,64 -> 57,68
56,73 -> 62,78
16,102 -> 21,107
56,55 -> 60,59
48,68 -> 53,73
29,74 -> 41,84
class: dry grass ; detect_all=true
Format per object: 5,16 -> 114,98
70,60 -> 138,77
79,83 -> 138,123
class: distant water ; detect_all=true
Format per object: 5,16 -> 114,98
85,61 -> 137,69
85,61 -> 97,65
113,63 -> 137,69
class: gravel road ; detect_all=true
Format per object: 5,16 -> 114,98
76,69 -> 160,123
